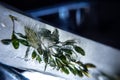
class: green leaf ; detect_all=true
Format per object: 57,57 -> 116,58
61,66 -> 69,74
56,58 -> 62,68
63,40 -> 76,45
76,61 -> 83,66
12,33 -> 19,49
85,63 -> 96,68
62,48 -> 72,54
68,66 -> 77,75
19,39 -> 29,46
59,55 -> 66,61
36,55 -> 42,63
32,50 -> 37,59
74,67 -> 83,77
12,33 -> 17,39
1,39 -> 11,45
74,45 -> 85,56
16,33 -> 27,39
12,39 -> 19,49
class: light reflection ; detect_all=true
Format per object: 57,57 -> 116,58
22,71 -> 66,80
0,22 -> 6,28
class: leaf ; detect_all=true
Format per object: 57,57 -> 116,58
74,67 -> 83,77
85,63 -> 96,68
12,33 -> 17,39
51,29 -> 59,43
9,15 -> 17,21
74,45 -> 85,56
61,66 -> 69,74
52,29 -> 58,35
12,33 -> 19,49
16,33 -> 27,39
32,50 -> 37,59
63,40 -> 76,45
1,39 -> 11,45
37,46 -> 43,55
68,66 -> 77,75
49,58 -> 56,67
36,55 -> 42,63
62,48 -> 72,54
56,58 -> 62,68
81,65 -> 88,72
59,55 -> 66,61
19,39 -> 29,46
12,39 -> 19,49
39,28 -> 51,37
76,61 -> 88,71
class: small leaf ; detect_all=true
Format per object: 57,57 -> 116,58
11,33 -> 19,49
76,61 -> 89,72
62,48 -> 72,54
51,29 -> 59,43
16,33 -> 27,39
52,29 -> 59,36
63,40 -> 76,45
61,66 -> 69,74
59,55 -> 66,61
9,15 -> 18,21
1,39 -> 11,45
68,66 -> 77,75
12,39 -> 19,49
74,45 -> 85,56
85,63 -> 96,68
32,50 -> 37,59
82,65 -> 88,72
49,58 -> 56,67
56,58 -> 62,68
36,55 -> 42,63
75,67 -> 83,77
19,39 -> 29,46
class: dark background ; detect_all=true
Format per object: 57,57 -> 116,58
0,0 -> 120,50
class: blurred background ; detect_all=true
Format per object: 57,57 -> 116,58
0,0 -> 120,50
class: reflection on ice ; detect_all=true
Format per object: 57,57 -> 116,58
22,71 -> 65,80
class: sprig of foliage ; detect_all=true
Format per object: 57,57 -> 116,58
0,15 -> 95,77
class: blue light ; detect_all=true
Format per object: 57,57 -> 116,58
27,2 -> 90,17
